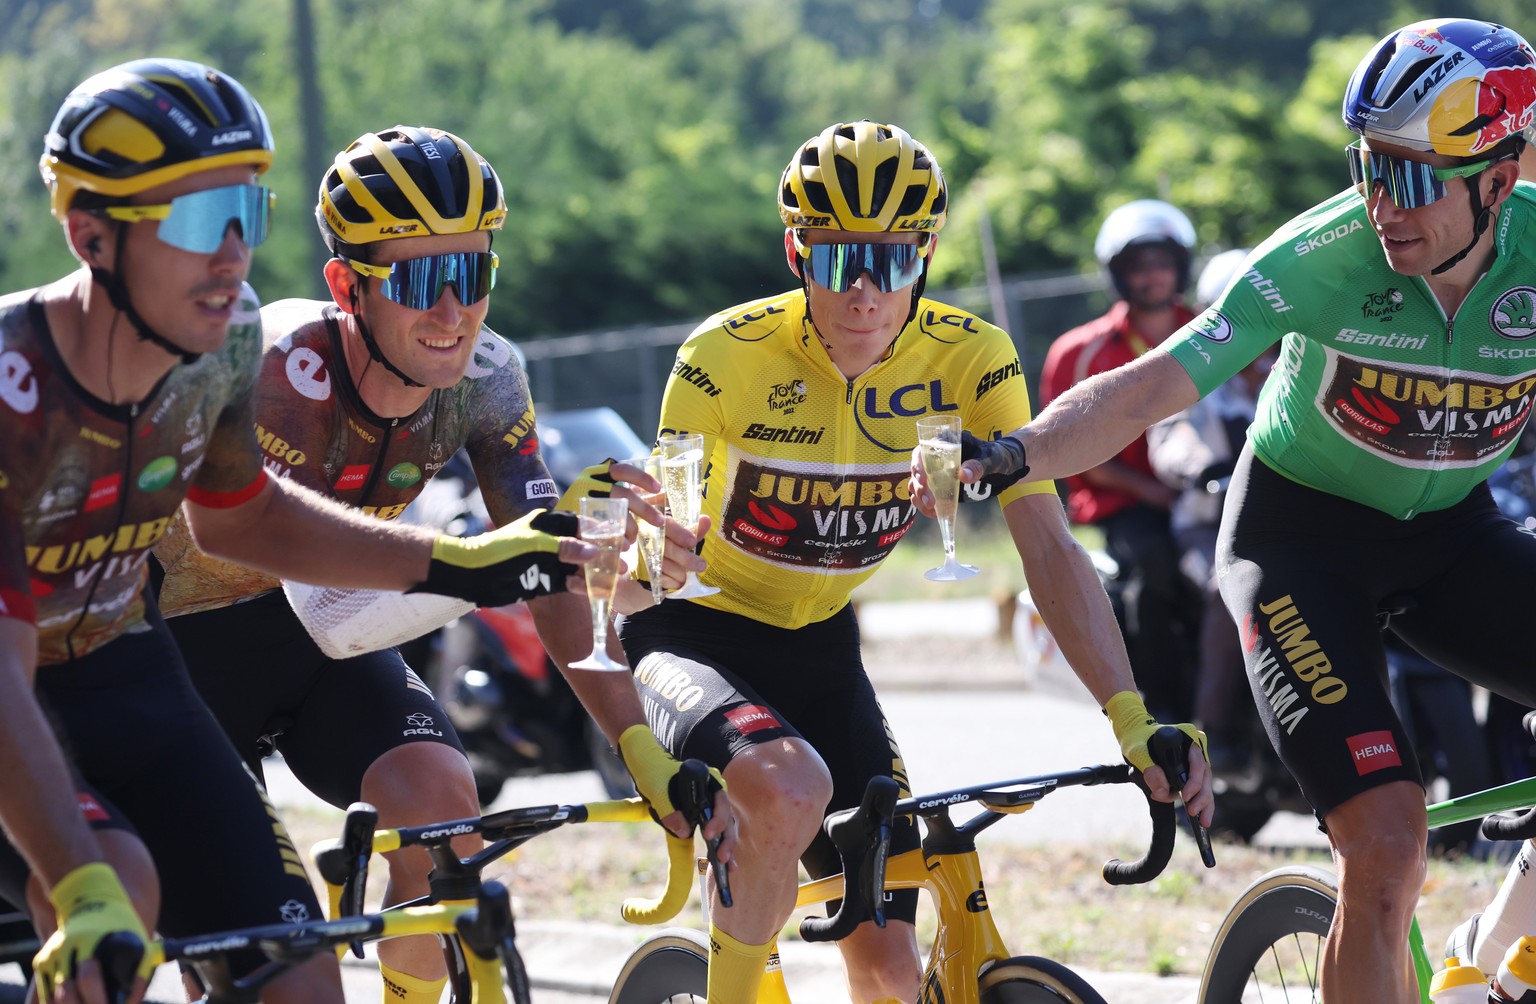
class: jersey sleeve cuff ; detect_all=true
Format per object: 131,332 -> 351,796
185,469 -> 269,509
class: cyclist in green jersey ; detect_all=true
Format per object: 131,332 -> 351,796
919,19 -> 1536,1003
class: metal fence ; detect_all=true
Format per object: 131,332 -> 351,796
520,268 -> 1112,438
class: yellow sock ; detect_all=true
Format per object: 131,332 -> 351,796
707,923 -> 773,1004
378,962 -> 448,1004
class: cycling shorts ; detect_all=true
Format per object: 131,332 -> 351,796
616,600 -> 919,925
1217,444 -> 1536,821
165,589 -> 466,810
0,597 -> 323,976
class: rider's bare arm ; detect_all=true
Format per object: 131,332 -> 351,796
0,620 -> 105,884
185,475 -> 436,590
1013,350 -> 1199,483
1002,493 -> 1214,825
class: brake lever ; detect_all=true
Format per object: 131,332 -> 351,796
671,759 -> 732,908
1148,726 -> 1215,868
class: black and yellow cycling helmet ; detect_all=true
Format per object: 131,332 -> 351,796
316,125 -> 506,257
39,57 -> 274,220
778,120 -> 948,234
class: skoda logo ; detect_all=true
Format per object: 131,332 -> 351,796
1491,287 -> 1536,340
1194,309 -> 1234,344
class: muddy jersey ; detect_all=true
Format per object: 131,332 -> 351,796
662,290 -> 1052,629
0,283 -> 267,663
154,300 -> 559,616
1166,181 -> 1536,519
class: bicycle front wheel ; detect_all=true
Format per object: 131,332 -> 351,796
608,928 -> 708,1004
1198,865 -> 1337,1004
979,956 -> 1110,1003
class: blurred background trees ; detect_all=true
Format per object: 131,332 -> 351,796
0,0 -> 1527,346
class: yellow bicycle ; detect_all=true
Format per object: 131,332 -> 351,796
88,762 -> 718,1004
608,728 -> 1212,1004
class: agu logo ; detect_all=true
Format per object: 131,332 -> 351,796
1347,730 -> 1402,776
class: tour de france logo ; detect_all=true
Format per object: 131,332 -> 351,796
1491,288 -> 1536,340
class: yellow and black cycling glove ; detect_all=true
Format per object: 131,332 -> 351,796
1104,690 -> 1208,774
34,862 -> 155,1000
409,508 -> 580,607
555,459 -> 620,511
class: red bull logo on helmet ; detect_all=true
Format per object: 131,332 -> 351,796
1429,63 -> 1536,155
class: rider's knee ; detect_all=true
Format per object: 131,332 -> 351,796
361,743 -> 480,823
726,743 -> 834,838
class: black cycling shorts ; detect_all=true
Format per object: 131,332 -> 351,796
617,600 -> 919,925
0,600 -> 323,976
1217,445 -> 1536,821
166,589 -> 466,810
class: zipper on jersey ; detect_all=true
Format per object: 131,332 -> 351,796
357,416 -> 400,501
64,402 -> 139,660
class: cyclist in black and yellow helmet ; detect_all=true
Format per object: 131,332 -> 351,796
152,124 -> 732,1004
3,69 -> 600,1004
615,119 -> 1206,1003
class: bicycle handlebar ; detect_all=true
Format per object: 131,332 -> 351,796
1103,728 -> 1182,885
314,763 -> 718,933
798,728 -> 1214,944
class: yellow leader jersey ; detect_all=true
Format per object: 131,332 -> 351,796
658,290 -> 1053,629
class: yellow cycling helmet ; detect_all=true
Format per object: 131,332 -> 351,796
778,120 -> 948,234
39,57 -> 273,220
316,125 -> 506,256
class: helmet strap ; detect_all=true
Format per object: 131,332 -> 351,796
89,225 -> 199,365
350,284 -> 426,388
1430,171 -> 1498,276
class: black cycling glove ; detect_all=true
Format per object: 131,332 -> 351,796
409,508 -> 580,606
958,431 -> 1030,503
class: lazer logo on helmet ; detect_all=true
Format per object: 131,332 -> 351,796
1411,50 -> 1466,101
784,214 -> 832,227
211,129 -> 254,146
378,224 -> 420,235
896,219 -> 939,231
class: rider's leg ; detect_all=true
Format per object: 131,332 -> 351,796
22,823 -> 159,938
837,919 -> 922,1004
708,739 -> 832,1003
1320,781 -> 1427,1003
359,742 -> 483,998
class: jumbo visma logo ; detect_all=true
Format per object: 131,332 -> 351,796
137,456 -> 178,492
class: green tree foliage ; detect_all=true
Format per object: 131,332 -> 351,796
0,0 -> 1519,339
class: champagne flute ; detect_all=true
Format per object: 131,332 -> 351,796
627,454 -> 670,605
569,496 -> 629,670
657,432 -> 719,599
917,415 -> 980,581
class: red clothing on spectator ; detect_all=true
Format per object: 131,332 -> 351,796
1039,300 -> 1197,524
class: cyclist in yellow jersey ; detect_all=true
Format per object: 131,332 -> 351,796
616,120 -> 1211,1004
0,61 -> 595,1004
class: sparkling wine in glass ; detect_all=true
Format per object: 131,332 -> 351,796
657,432 -> 719,599
917,415 -> 980,581
628,455 -> 670,605
569,496 -> 629,670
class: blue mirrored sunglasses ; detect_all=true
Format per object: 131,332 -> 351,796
347,251 -> 499,310
797,234 -> 929,293
103,184 -> 274,253
1345,141 -> 1491,210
